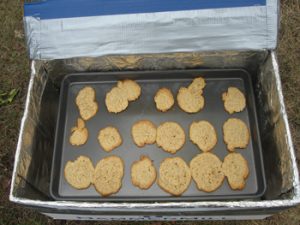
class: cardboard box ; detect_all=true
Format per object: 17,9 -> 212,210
10,51 -> 300,220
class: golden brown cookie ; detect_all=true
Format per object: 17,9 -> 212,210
222,153 -> 249,190
189,121 -> 217,152
190,153 -> 224,192
117,79 -> 141,101
131,120 -> 157,147
105,87 -> 129,113
177,77 -> 206,113
223,118 -> 250,151
158,157 -> 191,196
177,87 -> 205,113
75,86 -> 98,120
222,87 -> 246,114
64,156 -> 94,189
98,126 -> 122,152
93,156 -> 124,197
188,77 -> 206,94
154,88 -> 175,112
131,156 -> 156,189
69,118 -> 88,146
156,122 -> 185,154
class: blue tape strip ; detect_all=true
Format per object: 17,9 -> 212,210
24,0 -> 266,20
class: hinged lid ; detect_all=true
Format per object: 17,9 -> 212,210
24,0 -> 279,59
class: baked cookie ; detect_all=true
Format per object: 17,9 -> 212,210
223,118 -> 250,151
117,79 -> 141,101
158,157 -> 191,196
188,77 -> 206,94
156,122 -> 185,154
64,156 -> 94,189
105,87 -> 129,113
190,153 -> 224,192
222,153 -> 249,190
177,87 -> 205,113
189,121 -> 217,152
177,77 -> 206,113
98,126 -> 122,152
222,87 -> 246,114
75,86 -> 98,120
154,88 -> 174,112
93,156 -> 124,196
131,156 -> 156,189
69,118 -> 88,146
131,120 -> 156,147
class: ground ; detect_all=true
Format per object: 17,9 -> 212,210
0,0 -> 299,224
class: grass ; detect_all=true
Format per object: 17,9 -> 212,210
0,0 -> 299,224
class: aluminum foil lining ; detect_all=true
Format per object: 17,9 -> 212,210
23,0 -> 279,60
10,50 -> 300,210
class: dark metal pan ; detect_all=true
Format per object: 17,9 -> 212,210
50,69 -> 266,201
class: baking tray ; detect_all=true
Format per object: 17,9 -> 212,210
50,69 -> 266,201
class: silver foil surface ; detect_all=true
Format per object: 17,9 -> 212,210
23,1 -> 279,60
10,50 -> 300,213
